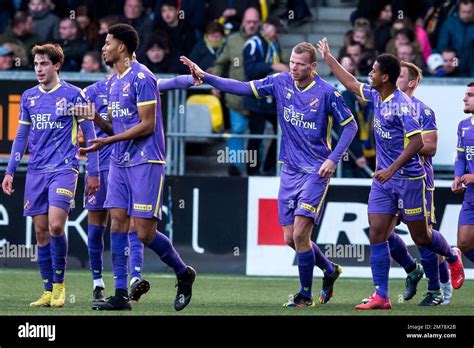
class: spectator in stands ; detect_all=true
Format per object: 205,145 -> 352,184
57,18 -> 88,71
396,44 -> 427,74
96,15 -> 120,50
189,22 -> 225,73
75,5 -> 99,49
212,7 -> 261,176
154,0 -> 207,40
352,25 -> 375,51
0,45 -> 14,70
155,0 -> 196,71
243,16 -> 288,176
28,0 -> 60,43
340,40 -> 374,76
437,0 -> 474,76
386,28 -> 426,69
120,0 -> 154,60
340,55 -> 359,76
0,11 -> 38,65
142,33 -> 174,74
80,51 -> 103,73
205,0 -> 260,34
427,52 -> 447,76
441,47 -> 462,77
3,41 -> 28,69
372,3 -> 393,54
391,18 -> 432,61
422,0 -> 457,48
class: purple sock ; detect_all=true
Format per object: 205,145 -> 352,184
38,244 -> 53,291
147,231 -> 186,276
419,247 -> 440,291
370,241 -> 390,299
111,232 -> 129,290
50,235 -> 67,284
465,249 -> 474,263
311,242 -> 334,276
297,249 -> 315,298
88,224 -> 105,280
439,259 -> 450,284
387,233 -> 416,273
430,230 -> 457,263
129,231 -> 144,279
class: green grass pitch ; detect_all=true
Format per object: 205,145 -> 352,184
0,269 -> 472,316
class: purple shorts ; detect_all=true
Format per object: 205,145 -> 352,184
24,170 -> 78,216
278,166 -> 330,225
458,200 -> 474,226
368,177 -> 425,222
104,163 -> 165,220
84,169 -> 109,211
425,188 -> 436,225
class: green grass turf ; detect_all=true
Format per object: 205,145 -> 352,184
0,269 -> 472,316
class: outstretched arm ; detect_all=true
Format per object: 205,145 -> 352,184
317,38 -> 363,97
158,75 -> 196,91
180,55 -> 255,96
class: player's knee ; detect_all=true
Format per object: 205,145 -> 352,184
284,234 -> 295,249
48,222 -> 64,237
35,229 -> 49,246
457,239 -> 471,254
412,234 -> 431,247
137,231 -> 153,245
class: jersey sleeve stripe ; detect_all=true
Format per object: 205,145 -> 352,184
339,115 -> 355,126
457,147 -> 465,152
19,120 -> 31,125
359,83 -> 369,102
405,129 -> 422,137
137,100 -> 157,107
250,81 -> 261,99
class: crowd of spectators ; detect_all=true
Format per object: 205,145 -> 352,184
0,0 -> 472,177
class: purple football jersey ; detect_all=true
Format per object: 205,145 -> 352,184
250,72 -> 354,173
412,96 -> 437,188
107,61 -> 164,167
83,78 -> 113,170
18,80 -> 94,173
360,84 -> 425,179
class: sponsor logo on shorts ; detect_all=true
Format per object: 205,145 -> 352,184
56,188 -> 73,198
404,207 -> 422,215
87,195 -> 96,205
133,203 -> 152,212
300,203 -> 316,213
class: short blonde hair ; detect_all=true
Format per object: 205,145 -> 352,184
401,61 -> 422,83
292,42 -> 317,63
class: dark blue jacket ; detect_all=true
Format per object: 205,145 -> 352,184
437,11 -> 474,75
243,33 -> 281,114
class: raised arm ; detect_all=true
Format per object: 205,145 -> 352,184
317,38 -> 362,97
180,55 -> 255,96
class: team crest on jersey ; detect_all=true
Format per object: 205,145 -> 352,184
122,83 -> 130,93
310,98 -> 319,107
